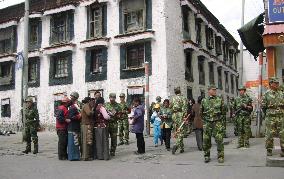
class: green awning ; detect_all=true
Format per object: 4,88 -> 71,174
238,13 -> 265,59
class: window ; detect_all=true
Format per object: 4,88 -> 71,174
185,50 -> 193,82
54,56 -> 68,78
209,62 -> 215,85
126,43 -> 145,69
187,87 -> 193,100
234,53 -> 238,69
90,49 -> 103,73
217,67 -> 223,90
0,26 -> 16,55
28,58 -> 38,83
127,87 -> 144,105
223,43 -> 229,61
206,27 -> 214,49
0,62 -> 12,86
198,56 -> 205,85
215,36 -> 222,55
182,6 -> 190,40
231,74 -> 235,94
121,0 -> 145,33
88,89 -> 104,98
1,98 -> 11,117
229,50 -> 234,66
29,19 -> 42,50
225,72 -> 229,93
50,11 -> 74,44
195,20 -> 202,46
88,3 -> 107,38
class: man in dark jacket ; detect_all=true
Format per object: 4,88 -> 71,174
56,96 -> 70,160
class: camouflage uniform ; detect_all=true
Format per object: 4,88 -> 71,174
22,98 -> 39,154
262,77 -> 284,156
118,93 -> 129,145
105,93 -> 121,156
201,85 -> 225,163
229,98 -> 238,136
233,87 -> 253,148
220,97 -> 228,138
170,88 -> 188,154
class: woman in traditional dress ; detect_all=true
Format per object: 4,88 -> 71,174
81,97 -> 95,161
93,97 -> 110,160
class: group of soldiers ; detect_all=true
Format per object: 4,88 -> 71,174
21,76 -> 284,162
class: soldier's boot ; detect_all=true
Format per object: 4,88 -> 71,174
172,145 -> 177,155
180,149 -> 184,153
125,140 -> 129,145
237,144 -> 244,148
22,143 -> 31,154
33,144 -> 38,154
110,150 -> 115,156
267,149 -> 273,156
244,142 -> 250,148
204,157 -> 211,163
218,157 -> 224,163
118,141 -> 124,146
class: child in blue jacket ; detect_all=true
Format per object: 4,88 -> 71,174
151,104 -> 162,147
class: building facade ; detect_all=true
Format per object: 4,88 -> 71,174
0,0 -> 239,130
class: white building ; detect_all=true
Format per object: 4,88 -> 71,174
0,0 -> 239,130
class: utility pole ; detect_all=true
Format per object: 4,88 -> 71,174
239,0 -> 245,86
144,62 -> 150,136
22,0 -> 29,139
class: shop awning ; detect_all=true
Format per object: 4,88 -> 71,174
238,13 -> 265,59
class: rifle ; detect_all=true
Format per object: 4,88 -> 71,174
173,121 -> 185,138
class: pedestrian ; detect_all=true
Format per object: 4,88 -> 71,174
118,93 -> 130,146
229,97 -> 238,136
160,99 -> 173,151
22,97 -> 40,154
170,87 -> 188,155
233,86 -> 253,148
105,93 -> 121,157
94,97 -> 111,160
151,104 -> 162,147
186,98 -> 195,135
201,85 -> 225,163
192,96 -> 203,151
55,96 -> 70,160
129,97 -> 145,155
262,77 -> 284,157
67,92 -> 82,161
81,97 -> 95,161
94,91 -> 102,102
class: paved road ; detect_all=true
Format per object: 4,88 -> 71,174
0,124 -> 283,179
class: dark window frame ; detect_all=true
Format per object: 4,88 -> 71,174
217,67 -> 223,90
28,57 -> 40,87
230,74 -> 235,94
195,19 -> 202,46
225,71 -> 229,93
125,43 -> 145,69
185,50 -> 193,82
29,18 -> 42,51
0,62 -> 13,86
198,56 -> 205,85
0,26 -> 17,55
209,62 -> 215,85
215,36 -> 222,55
206,27 -> 214,49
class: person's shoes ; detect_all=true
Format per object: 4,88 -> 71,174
244,144 -> 250,148
118,141 -> 124,146
110,152 -> 115,156
134,151 -> 144,155
33,150 -> 38,154
204,157 -> 211,163
22,149 -> 31,154
33,145 -> 38,154
172,145 -> 177,155
166,148 -> 171,151
154,144 -> 158,147
237,144 -> 243,149
161,141 -> 163,145
125,141 -> 129,145
198,147 -> 203,151
180,149 -> 184,153
218,157 -> 224,163
267,149 -> 272,156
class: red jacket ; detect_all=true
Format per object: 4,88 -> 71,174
56,105 -> 69,130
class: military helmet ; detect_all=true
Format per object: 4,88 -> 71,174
208,84 -> 217,90
156,96 -> 161,101
269,77 -> 279,84
109,93 -> 116,98
70,91 -> 79,99
238,85 -> 246,91
119,93 -> 125,97
25,97 -> 33,103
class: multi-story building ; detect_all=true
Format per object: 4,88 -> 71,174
0,0 -> 239,130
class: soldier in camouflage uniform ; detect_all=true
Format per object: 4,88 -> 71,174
233,86 -> 253,148
170,87 -> 188,154
105,93 -> 121,156
220,96 -> 228,138
201,85 -> 225,163
118,93 -> 129,146
22,98 -> 39,154
262,77 -> 284,157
